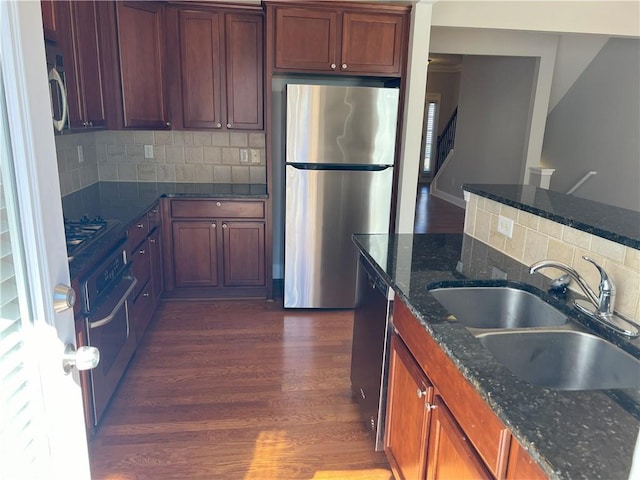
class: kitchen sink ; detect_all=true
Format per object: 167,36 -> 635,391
429,286 -> 568,329
476,330 -> 640,390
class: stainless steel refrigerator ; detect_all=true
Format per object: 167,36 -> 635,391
284,84 -> 399,308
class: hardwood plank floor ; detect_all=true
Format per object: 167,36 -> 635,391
89,300 -> 392,480
414,184 -> 465,234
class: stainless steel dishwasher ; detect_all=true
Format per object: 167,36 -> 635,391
350,254 -> 394,451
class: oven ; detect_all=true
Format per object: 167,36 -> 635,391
81,242 -> 137,426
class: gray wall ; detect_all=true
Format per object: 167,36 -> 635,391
435,55 -> 537,200
426,70 -> 461,136
542,38 -> 640,211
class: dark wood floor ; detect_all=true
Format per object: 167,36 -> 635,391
89,191 -> 464,479
89,301 -> 392,480
414,184 -> 465,234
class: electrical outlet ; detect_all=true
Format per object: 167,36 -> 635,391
144,145 -> 154,159
250,149 -> 261,164
77,145 -> 84,163
497,215 -> 514,238
240,149 -> 249,163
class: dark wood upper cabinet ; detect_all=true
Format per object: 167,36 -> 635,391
53,0 -> 106,129
341,12 -> 405,75
225,14 -> 264,130
115,1 -> 170,129
270,3 -> 408,77
274,7 -> 339,72
41,0 -> 58,43
168,7 -> 264,131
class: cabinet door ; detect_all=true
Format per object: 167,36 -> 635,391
116,1 -> 169,129
274,7 -> 338,72
385,334 -> 432,480
70,0 -> 106,127
172,221 -> 219,288
506,440 -> 547,480
426,397 -> 493,480
41,0 -> 58,43
225,13 -> 264,130
221,221 -> 265,286
341,12 -> 405,76
148,229 -> 163,307
178,10 -> 224,129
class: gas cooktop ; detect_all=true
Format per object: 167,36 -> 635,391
64,216 -> 109,258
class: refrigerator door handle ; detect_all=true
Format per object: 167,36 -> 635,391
287,163 -> 392,172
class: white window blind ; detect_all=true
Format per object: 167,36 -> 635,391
0,62 -> 48,479
422,101 -> 438,174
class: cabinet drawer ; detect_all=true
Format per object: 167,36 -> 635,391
394,299 -> 510,479
171,199 -> 264,219
127,215 -> 149,252
131,244 -> 151,299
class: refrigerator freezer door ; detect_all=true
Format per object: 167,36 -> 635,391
284,164 -> 393,308
286,84 -> 399,166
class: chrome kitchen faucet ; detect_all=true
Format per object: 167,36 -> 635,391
529,256 -> 640,337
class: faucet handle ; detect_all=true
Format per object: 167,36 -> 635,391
582,256 -> 615,314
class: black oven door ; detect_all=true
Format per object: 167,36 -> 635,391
86,275 -> 137,426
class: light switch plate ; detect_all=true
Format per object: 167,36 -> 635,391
250,149 -> 261,164
497,215 -> 514,238
240,149 -> 249,163
144,145 -> 154,159
77,145 -> 84,164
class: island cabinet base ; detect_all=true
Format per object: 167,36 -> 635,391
385,297 -> 547,480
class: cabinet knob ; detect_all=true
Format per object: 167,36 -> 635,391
166,121 -> 171,127
222,223 -> 228,229
216,122 -> 222,128
425,403 -> 437,411
341,63 -> 348,70
139,249 -> 145,255
226,123 -> 231,128
216,202 -> 222,207
137,223 -> 144,229
330,63 -> 337,70
417,388 -> 428,399
211,223 -> 217,228
149,238 -> 156,244
143,292 -> 150,297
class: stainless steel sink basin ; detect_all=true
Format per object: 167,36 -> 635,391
429,286 -> 568,329
477,330 -> 640,390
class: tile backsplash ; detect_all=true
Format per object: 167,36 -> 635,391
464,193 -> 640,321
55,130 -> 266,196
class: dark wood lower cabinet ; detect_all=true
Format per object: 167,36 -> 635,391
385,334 -> 432,480
163,198 -> 267,298
426,397 -> 492,480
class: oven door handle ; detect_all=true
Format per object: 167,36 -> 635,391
89,276 -> 138,329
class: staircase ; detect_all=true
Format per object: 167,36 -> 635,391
435,107 -> 457,175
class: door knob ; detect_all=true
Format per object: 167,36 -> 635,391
53,284 -> 76,313
62,344 -> 100,374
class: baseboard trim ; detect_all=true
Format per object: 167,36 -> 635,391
430,187 -> 467,209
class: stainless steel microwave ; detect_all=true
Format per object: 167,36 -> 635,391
45,44 -> 69,132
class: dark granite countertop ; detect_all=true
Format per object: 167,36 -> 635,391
63,182 -> 268,280
464,184 -> 640,249
354,233 -> 640,480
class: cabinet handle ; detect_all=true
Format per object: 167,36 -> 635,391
143,292 -> 150,297
359,388 -> 366,400
149,238 -> 156,244
425,403 -> 437,411
139,249 -> 145,255
137,223 -> 144,229
222,223 -> 228,229
417,388 -> 428,398
216,202 -> 222,207
330,63 -> 336,70
166,121 -> 171,127
226,123 -> 231,128
211,223 -> 217,228
341,63 -> 348,70
216,122 -> 221,128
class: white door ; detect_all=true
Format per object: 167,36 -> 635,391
0,2 -> 91,479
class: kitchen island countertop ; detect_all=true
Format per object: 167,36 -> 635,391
354,232 -> 640,480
